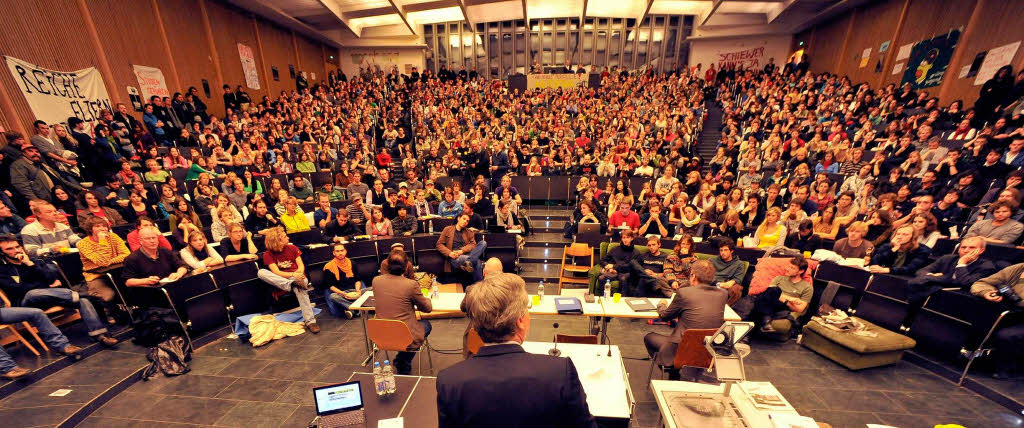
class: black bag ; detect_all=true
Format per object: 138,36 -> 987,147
132,308 -> 185,348
141,336 -> 192,380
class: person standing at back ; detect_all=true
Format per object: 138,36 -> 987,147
437,273 -> 596,428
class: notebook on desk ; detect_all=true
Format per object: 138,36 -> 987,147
625,298 -> 656,312
554,297 -> 583,314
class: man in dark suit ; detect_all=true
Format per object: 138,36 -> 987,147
372,250 -> 432,375
437,273 -> 596,428
904,236 -> 997,325
643,259 -> 728,380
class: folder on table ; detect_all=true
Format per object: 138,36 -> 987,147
554,297 -> 583,314
625,298 -> 656,312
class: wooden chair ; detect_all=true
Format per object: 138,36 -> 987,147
466,328 -> 485,358
367,318 -> 434,375
0,290 -> 41,356
557,243 -> 593,294
647,328 -> 718,384
554,334 -> 599,345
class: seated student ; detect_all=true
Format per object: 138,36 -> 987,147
0,203 -> 26,236
313,193 -> 338,229
256,227 -> 318,333
321,243 -> 367,319
217,223 -> 260,262
0,235 -> 118,346
868,225 -> 932,276
751,207 -> 787,249
437,273 -> 596,428
905,236 -> 996,324
628,236 -> 670,297
76,217 -> 130,318
411,189 -> 434,217
663,235 -> 698,289
345,194 -> 371,226
126,217 -> 172,251
323,209 -> 359,243
123,226 -> 188,288
711,238 -> 746,304
639,203 -> 670,237
786,219 -> 823,254
321,183 -> 345,202
210,207 -> 236,242
373,250 -> 432,375
713,210 -> 746,245
279,197 -> 311,233
288,174 -> 314,202
21,202 -> 80,257
438,189 -> 463,218
644,260 -> 728,380
365,206 -> 394,239
971,263 -> 1024,379
832,221 -> 874,259
179,231 -> 223,273
392,205 -> 418,236
463,203 -> 486,231
379,244 -> 416,279
437,213 -> 487,283
564,200 -> 604,238
244,200 -> 280,236
963,201 -> 1024,244
608,199 -> 641,232
597,229 -> 637,287
0,305 -> 83,379
747,255 -> 812,333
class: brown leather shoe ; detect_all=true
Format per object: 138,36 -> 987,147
2,366 -> 31,380
96,334 -> 119,347
306,322 -> 321,334
59,345 -> 83,357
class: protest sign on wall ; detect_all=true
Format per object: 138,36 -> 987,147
5,55 -> 111,125
132,65 -> 169,101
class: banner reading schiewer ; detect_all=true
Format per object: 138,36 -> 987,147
133,65 -> 170,101
5,55 -> 112,125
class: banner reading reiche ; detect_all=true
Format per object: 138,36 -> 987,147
5,55 -> 112,125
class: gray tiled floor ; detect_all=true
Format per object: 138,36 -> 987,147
48,313 -> 1019,428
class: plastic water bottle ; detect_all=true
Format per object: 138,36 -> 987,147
604,279 -> 612,299
428,220 -> 434,234
382,360 -> 397,395
537,280 -> 545,301
372,362 -> 385,397
431,278 -> 439,299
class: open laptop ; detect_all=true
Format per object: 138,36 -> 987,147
577,222 -> 602,235
313,381 -> 366,428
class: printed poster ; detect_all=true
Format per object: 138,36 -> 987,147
900,29 -> 961,89
237,43 -> 261,90
974,41 -> 1021,85
895,43 -> 913,61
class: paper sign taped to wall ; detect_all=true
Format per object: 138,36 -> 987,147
895,43 -> 913,61
958,65 -> 971,78
974,41 -> 1021,85
859,57 -> 870,68
861,48 -> 872,58
892,63 -> 904,75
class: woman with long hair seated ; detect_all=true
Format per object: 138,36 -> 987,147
180,230 -> 224,273
365,206 -> 394,239
752,207 -> 787,249
868,225 -> 931,275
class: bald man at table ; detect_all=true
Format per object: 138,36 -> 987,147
438,273 -> 596,428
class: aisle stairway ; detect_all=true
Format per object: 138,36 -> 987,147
696,102 -> 723,171
516,207 -> 574,289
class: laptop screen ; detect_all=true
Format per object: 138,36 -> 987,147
314,381 -> 363,415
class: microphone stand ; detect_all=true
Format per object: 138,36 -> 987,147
548,322 -> 561,356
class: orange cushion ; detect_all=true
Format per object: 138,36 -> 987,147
748,257 -> 818,295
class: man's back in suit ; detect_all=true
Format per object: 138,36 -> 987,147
371,273 -> 432,347
647,284 -> 728,366
436,343 -> 597,428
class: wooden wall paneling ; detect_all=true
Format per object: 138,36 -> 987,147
939,0 -> 1024,106
0,0 -> 104,132
256,20 -> 295,96
88,0 -> 175,108
882,0 -> 976,89
838,0 -> 904,85
75,0 -> 121,106
805,12 -> 852,75
835,8 -> 857,76
157,0 -> 217,107
876,0 -> 912,87
150,0 -> 183,91
297,36 -> 326,83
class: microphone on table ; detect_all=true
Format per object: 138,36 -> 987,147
548,322 -> 561,357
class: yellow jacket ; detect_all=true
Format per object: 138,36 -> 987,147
248,314 -> 306,347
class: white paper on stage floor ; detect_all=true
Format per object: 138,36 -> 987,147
895,43 -> 913,61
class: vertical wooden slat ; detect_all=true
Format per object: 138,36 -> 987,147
198,0 -> 225,92
150,0 -> 183,91
76,0 -> 121,105
937,0 -> 985,103
292,31 -> 302,72
835,7 -> 857,73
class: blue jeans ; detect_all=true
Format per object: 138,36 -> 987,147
22,288 -> 107,337
450,241 -> 487,282
324,285 -> 370,316
0,307 -> 71,373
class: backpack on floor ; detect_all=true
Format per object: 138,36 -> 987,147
141,336 -> 192,380
132,308 -> 185,348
